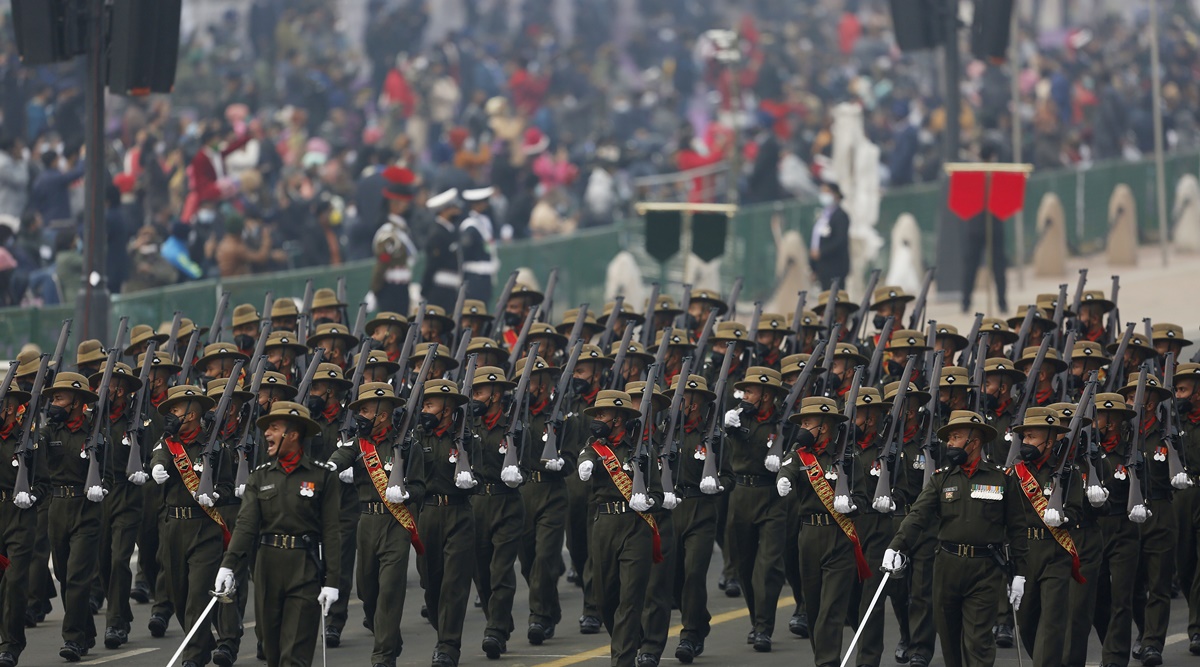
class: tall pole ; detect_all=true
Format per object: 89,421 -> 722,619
943,0 -> 961,164
75,0 -> 110,343
1149,0 -> 1169,266
1010,4 -> 1025,291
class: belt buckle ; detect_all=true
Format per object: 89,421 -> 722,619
956,544 -> 972,557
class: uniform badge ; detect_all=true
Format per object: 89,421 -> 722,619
870,460 -> 881,477
122,435 -> 130,447
913,454 -> 926,470
261,484 -> 275,492
300,481 -> 315,497
942,486 -> 958,501
766,433 -> 776,450
383,460 -> 393,472
1154,446 -> 1168,462
1114,465 -> 1127,481
194,462 -> 204,473
449,449 -> 459,463
970,484 -> 1003,500
498,443 -> 508,455
694,446 -> 707,461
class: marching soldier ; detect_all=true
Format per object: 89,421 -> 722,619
409,343 -> 457,383
646,295 -> 683,334
867,286 -> 915,346
466,338 -> 507,373
556,308 -> 603,344
124,324 -> 167,362
937,366 -> 975,421
566,345 -> 612,633
415,305 -> 456,349
134,350 -> 180,634
214,401 -> 341,667
460,187 -> 500,303
362,350 -> 402,384
650,328 -> 695,387
460,301 -> 493,339
980,358 -> 1023,466
1172,364 -> 1200,654
74,340 -> 106,379
850,386 -> 897,667
1006,306 -> 1054,353
980,318 -> 1017,360
1015,347 -> 1068,408
882,410 -> 1028,667
230,304 -> 262,356
787,310 -> 823,355
195,342 -> 249,384
933,325 -> 969,369
608,340 -> 654,390
269,299 -> 300,335
366,312 -> 409,364
880,331 -> 931,388
814,290 -> 856,343
704,321 -> 749,599
421,189 -> 464,312
1077,290 -> 1116,345
264,331 -> 307,384
1069,342 -> 1110,400
827,343 -> 869,406
309,323 -> 358,373
527,323 -> 567,366
627,380 -> 673,667
1151,323 -> 1189,370
499,284 -> 544,349
598,302 -> 643,350
754,313 -> 791,370
685,290 -> 727,341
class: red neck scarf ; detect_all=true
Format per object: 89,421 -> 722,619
1102,430 -> 1121,453
367,426 -> 393,447
1035,386 -> 1053,406
278,449 -> 301,474
755,403 -> 775,422
1141,412 -> 1159,435
530,397 -> 550,416
482,409 -> 503,430
109,400 -> 127,422
684,414 -> 701,434
664,367 -> 680,387
387,348 -> 401,363
858,429 -> 875,450
582,386 -> 600,406
809,435 -> 831,455
174,423 -> 202,445
762,349 -> 780,368
0,420 -> 16,440
1188,407 -> 1200,426
150,389 -> 168,408
837,382 -> 852,398
903,421 -> 917,444
321,401 -> 340,422
65,413 -> 86,433
221,418 -> 240,440
605,426 -> 627,446
1083,325 -> 1104,343
961,457 -> 980,477
1033,448 -> 1053,470
433,419 -> 451,438
995,396 -> 1011,418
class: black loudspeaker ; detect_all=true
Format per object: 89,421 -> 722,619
107,0 -> 182,95
889,0 -> 945,52
971,0 -> 1014,62
11,0 -> 70,66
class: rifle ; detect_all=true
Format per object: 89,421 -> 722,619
0,363 -> 17,416
209,291 -> 231,345
1126,366 -> 1150,517
787,290 -> 809,354
599,296 -> 624,351
1055,329 -> 1078,402
1044,371 -> 1099,518
743,301 -> 765,367
448,329 -> 474,382
505,305 -> 541,375
1143,318 -> 1158,375
336,276 -> 348,329
848,269 -> 881,346
693,310 -> 718,360
450,282 -> 468,338
1067,269 -> 1088,333
14,320 -> 72,497
1107,275 -> 1121,344
83,317 -> 130,493
971,333 -> 990,415
488,271 -> 520,340
820,278 -> 841,337
162,312 -> 183,359
629,360 -> 663,499
832,366 -> 867,501
234,351 -> 270,488
959,313 -> 984,369
195,359 -> 247,499
817,323 -> 842,397
866,316 -> 896,388
388,345 -> 439,491
452,354 -> 480,482
123,340 -> 159,478
336,335 -> 374,445
178,329 -> 202,386
261,291 -> 275,332
502,343 -> 538,475
1003,336 -> 1053,468
1082,380 -> 1104,499
540,340 -> 584,463
723,277 -> 743,322
907,268 -> 935,331
700,344 -> 738,486
871,356 -> 918,510
297,279 -> 315,342
640,282 -> 661,348
391,326 -> 421,395
661,354 -> 695,495
1049,283 -> 1068,350
768,338 -> 830,465
293,348 -> 326,401
1010,305 -> 1037,362
607,322 -> 636,391
1105,323 -> 1136,393
675,283 -> 693,329
349,302 -> 368,351
540,268 -> 559,324
1161,352 -> 1189,487
918,350 -> 945,486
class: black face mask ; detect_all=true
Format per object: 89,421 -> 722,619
1175,397 -> 1194,415
709,351 -> 724,366
354,414 -> 373,436
46,404 -> 69,424
937,400 -> 952,417
589,419 -> 612,439
570,377 -> 591,397
362,337 -> 383,352
825,373 -> 841,394
470,399 -> 489,417
945,446 -> 968,467
262,360 -> 279,374
79,365 -> 99,379
503,311 -> 522,327
681,313 -> 699,331
886,360 -> 903,377
794,427 -> 816,451
739,400 -> 758,417
983,393 -> 1001,412
234,334 -> 255,352
418,411 -> 440,431
313,317 -> 335,328
163,413 -> 182,436
1019,444 -> 1041,462
754,342 -> 772,358
872,314 -> 887,330
306,395 -> 327,416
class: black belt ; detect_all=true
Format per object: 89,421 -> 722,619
528,471 -> 562,484
260,534 -> 313,549
735,474 -> 773,487
166,506 -> 201,520
478,483 -> 519,496
893,504 -> 914,516
52,485 -> 84,498
940,541 -> 1001,558
425,494 -> 468,507
360,501 -> 392,515
676,486 -> 706,499
801,513 -> 835,526
597,501 -> 630,515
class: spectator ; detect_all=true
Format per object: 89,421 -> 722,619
162,221 -> 203,281
124,225 -> 177,293
209,207 -> 283,277
299,198 -> 344,268
0,136 -> 30,218
30,147 -> 84,230
53,229 -> 83,306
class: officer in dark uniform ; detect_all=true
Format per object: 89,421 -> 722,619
849,387 -> 896,667
370,167 -> 419,316
1170,364 -> 1200,654
133,350 -> 178,633
459,187 -> 499,304
420,188 -> 463,312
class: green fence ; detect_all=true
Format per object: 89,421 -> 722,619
4,151 -> 1197,355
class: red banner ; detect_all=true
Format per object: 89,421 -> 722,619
947,169 -> 1029,221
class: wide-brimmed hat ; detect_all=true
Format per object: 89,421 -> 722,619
256,401 -> 321,437
583,390 -> 640,419
270,299 -> 300,320
651,328 -> 695,352
156,384 -> 214,415
1036,292 -> 1074,318
608,340 -> 655,365
125,324 -> 169,355
980,317 -> 1019,344
1071,341 -> 1109,363
75,339 -> 107,367
1048,402 -> 1091,427
870,286 -> 916,310
938,366 -> 975,390
734,366 -> 785,393
264,331 -> 309,357
513,355 -> 558,378
598,300 -> 643,325
1016,346 -> 1068,374
666,373 -> 716,401
528,322 -> 568,347
135,350 -> 182,375
42,372 -> 99,403
1118,372 -> 1173,402
412,342 -> 457,371
308,323 -> 360,350
473,366 -> 517,390
885,330 -> 930,353
688,289 -> 728,315
576,344 -> 613,366
983,357 -> 1025,382
1077,289 -> 1116,312
781,353 -> 824,377
196,342 -> 250,370
159,317 -> 208,343
883,380 -> 931,405
231,304 -> 261,328
710,321 -> 749,343
936,410 -> 997,442
422,379 -> 469,407
814,289 -> 858,314
1012,406 -> 1070,435
647,294 -> 683,318
14,349 -> 40,378
1093,392 -> 1136,419
1006,306 -> 1054,331
832,342 -> 869,367
205,377 -> 253,402
933,324 -> 970,352
460,299 -> 490,320
557,308 -> 603,337
362,349 -> 401,376
89,362 -> 142,393
348,382 -> 406,411
1106,332 -> 1156,358
508,282 -> 545,306
789,309 -> 823,331
788,396 -> 848,425
365,311 -> 408,336
414,303 -> 456,331
1151,323 -> 1193,347
467,337 -> 505,359
1,382 -> 30,405
259,371 -> 299,400
1177,363 -> 1200,383
757,312 -> 794,336
310,363 -> 353,390
856,387 -> 889,411
626,380 -> 670,411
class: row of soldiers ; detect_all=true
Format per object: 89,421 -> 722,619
1,267 -> 1197,667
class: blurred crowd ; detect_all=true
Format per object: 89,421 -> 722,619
0,0 -> 1195,307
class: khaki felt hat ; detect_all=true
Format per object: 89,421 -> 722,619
348,382 -> 406,411
472,366 -> 517,390
256,401 -> 321,437
936,410 -> 996,442
411,343 -> 458,371
88,361 -> 142,393
310,287 -> 345,310
156,384 -> 214,415
365,311 -> 409,336
687,289 -> 728,315
666,373 -> 716,401
733,366 -> 785,393
231,304 -> 261,328
625,380 -> 670,412
307,323 -> 360,351
870,285 -> 915,310
125,324 -> 169,355
814,289 -> 858,314
75,339 -> 107,367
1012,406 -> 1069,435
422,379 -> 470,407
608,340 -> 655,365
205,376 -> 253,402
42,372 -> 99,403
362,350 -> 401,376
788,396 -> 848,425
938,366 -> 975,390
1151,323 -> 1193,347
583,390 -> 640,419
1093,392 -> 1136,419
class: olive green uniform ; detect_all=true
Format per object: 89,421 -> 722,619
1132,429 -> 1176,654
139,404 -> 173,621
852,433 -> 896,667
312,410 -> 359,637
637,431 -> 675,662
1091,438 -> 1141,666
42,416 -> 101,648
0,422 -> 49,659
329,431 -> 427,665
890,461 -> 1028,667
1064,457 -> 1103,667
1175,417 -> 1200,639
416,425 -> 479,664
564,395 -> 599,622
892,432 -> 937,663
150,429 -> 234,665
222,455 -> 342,667
95,410 -> 142,639
471,414 -> 525,644
704,359 -> 746,590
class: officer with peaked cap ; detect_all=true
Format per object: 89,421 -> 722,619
460,187 -> 499,303
421,188 -> 464,312
370,167 -> 419,316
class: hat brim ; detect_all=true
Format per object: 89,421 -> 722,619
814,302 -> 861,315
665,386 -> 716,401
42,384 -> 99,403
413,354 -> 459,372
937,421 -> 997,443
936,334 -> 971,351
89,371 -> 143,393
421,391 -> 469,407
366,318 -> 408,334
347,394 -> 406,412
788,410 -> 848,425
421,313 -> 457,331
1012,423 -> 1070,435
597,312 -> 644,325
2,388 -> 31,404
689,297 -> 728,315
835,352 -> 870,367
231,315 -> 262,328
1095,404 -> 1137,419
1016,357 -> 1068,374
266,342 -> 310,357
1121,384 -> 1173,402
886,390 -> 932,405
307,332 -> 360,350
364,359 -> 402,376
1153,335 -> 1194,347
157,393 -> 216,415
733,379 -> 785,393
583,404 -> 641,420
1006,315 -> 1054,330
870,294 -> 916,310
197,351 -> 250,369
255,412 -> 322,437
310,376 -> 354,391
1078,298 -> 1116,313
528,331 -> 569,347
125,333 -> 170,355
473,377 -> 517,391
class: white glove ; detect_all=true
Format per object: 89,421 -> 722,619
213,567 -> 235,596
881,548 -> 906,573
834,494 -> 857,514
196,493 -> 217,508
578,460 -> 594,481
86,485 -> 106,503
724,409 -> 741,429
235,484 -> 246,499
629,493 -> 653,512
1086,484 -> 1109,507
455,471 -> 478,489
662,492 -> 679,510
777,477 -> 793,497
1173,472 -> 1194,490
128,470 -> 149,486
152,464 -> 169,485
385,485 -> 409,503
12,492 -> 33,509
544,457 -> 565,471
872,495 -> 896,513
338,467 -> 354,484
501,465 -> 524,487
317,586 -> 339,616
700,476 -> 722,495
364,291 -> 378,313
1008,575 -> 1026,610
764,454 -> 781,472
1042,508 -> 1065,527
1129,504 -> 1151,523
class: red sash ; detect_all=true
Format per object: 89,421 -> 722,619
591,443 -> 663,563
165,439 -> 231,548
1013,462 -> 1085,583
359,439 -> 424,555
796,450 -> 871,581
